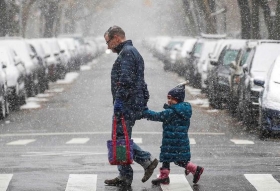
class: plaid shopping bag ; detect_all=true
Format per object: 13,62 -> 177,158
107,116 -> 134,165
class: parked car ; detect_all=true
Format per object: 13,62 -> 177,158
208,40 -> 246,108
163,38 -> 186,71
0,46 -> 26,110
238,40 -> 280,125
0,57 -> 9,119
194,40 -> 217,90
28,40 -> 49,93
254,55 -> 280,138
1,39 -> 41,97
174,38 -> 197,76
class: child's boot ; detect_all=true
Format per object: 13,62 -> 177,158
151,168 -> 170,185
185,162 -> 204,184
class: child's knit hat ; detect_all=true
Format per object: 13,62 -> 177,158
168,82 -> 187,103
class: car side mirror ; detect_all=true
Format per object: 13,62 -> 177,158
229,61 -> 237,70
243,64 -> 248,73
210,60 -> 218,66
254,79 -> 265,87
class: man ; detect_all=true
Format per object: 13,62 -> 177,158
104,26 -> 158,187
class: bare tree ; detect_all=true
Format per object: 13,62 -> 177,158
0,0 -> 7,36
273,0 -> 280,39
251,0 -> 261,39
22,0 -> 37,37
39,0 -> 60,37
237,0 -> 251,39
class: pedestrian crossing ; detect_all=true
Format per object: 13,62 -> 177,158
0,173 -> 279,190
65,174 -> 97,191
3,137 -> 257,146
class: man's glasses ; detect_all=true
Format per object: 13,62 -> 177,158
106,38 -> 113,45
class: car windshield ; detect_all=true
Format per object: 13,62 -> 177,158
251,43 -> 280,73
240,50 -> 250,66
166,41 -> 183,50
223,50 -> 239,66
194,42 -> 202,55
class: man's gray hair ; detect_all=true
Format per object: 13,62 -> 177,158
104,25 -> 125,39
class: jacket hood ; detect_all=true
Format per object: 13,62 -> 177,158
163,102 -> 192,120
114,40 -> 133,54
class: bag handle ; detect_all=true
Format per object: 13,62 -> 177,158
112,115 -> 131,163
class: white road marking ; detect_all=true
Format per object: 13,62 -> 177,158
66,138 -> 90,144
65,174 -> 97,191
6,139 -> 36,145
244,174 -> 280,191
230,139 -> 254,144
190,138 -> 196,144
0,132 -> 225,137
159,174 -> 193,191
0,174 -> 13,191
132,138 -> 142,144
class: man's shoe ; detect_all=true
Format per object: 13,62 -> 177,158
141,158 -> 159,182
104,177 -> 131,187
193,166 -> 204,184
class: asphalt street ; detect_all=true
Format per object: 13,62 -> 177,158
0,43 -> 280,191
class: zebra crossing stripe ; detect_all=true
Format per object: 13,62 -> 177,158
230,139 -> 254,144
244,174 -> 280,191
66,138 -> 90,144
65,174 -> 97,191
6,139 -> 36,145
160,174 -> 193,191
0,174 -> 13,191
190,138 -> 196,144
132,138 -> 142,144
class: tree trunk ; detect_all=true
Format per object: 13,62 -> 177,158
251,0 -> 261,39
0,0 -> 7,36
182,0 -> 198,35
258,0 -> 272,39
43,1 -> 59,37
237,0 -> 251,39
274,0 -> 280,39
197,0 -> 216,34
22,0 -> 37,37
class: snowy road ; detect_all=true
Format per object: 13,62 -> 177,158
0,43 -> 279,191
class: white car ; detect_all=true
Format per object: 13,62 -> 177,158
0,46 -> 26,110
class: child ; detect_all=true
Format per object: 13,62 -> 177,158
142,83 -> 204,185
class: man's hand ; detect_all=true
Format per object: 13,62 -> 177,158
114,99 -> 123,113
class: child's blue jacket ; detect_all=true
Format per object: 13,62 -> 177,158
143,102 -> 192,162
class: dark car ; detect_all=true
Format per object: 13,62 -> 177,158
208,40 -> 246,109
254,56 -> 280,138
237,40 -> 280,125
